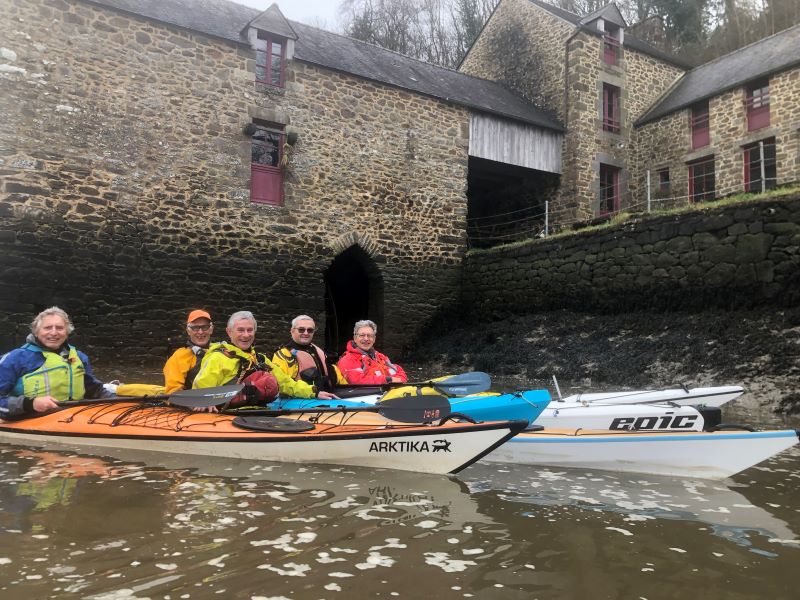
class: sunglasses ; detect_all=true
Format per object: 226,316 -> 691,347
294,327 -> 315,334
187,323 -> 212,332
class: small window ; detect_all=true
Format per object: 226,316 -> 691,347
603,24 -> 621,65
745,79 -> 769,131
251,125 -> 283,205
255,34 -> 285,88
599,163 -> 620,215
657,168 -> 670,192
602,83 -> 621,134
690,101 -> 709,150
688,156 -> 715,202
743,137 -> 776,193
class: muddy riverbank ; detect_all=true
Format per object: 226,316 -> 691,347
412,307 -> 800,415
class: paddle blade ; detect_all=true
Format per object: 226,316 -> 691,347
170,385 -> 244,408
430,372 -> 491,396
377,394 -> 451,423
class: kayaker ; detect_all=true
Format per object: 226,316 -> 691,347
336,320 -> 408,385
0,307 -> 113,418
271,314 -> 347,392
162,309 -> 218,393
192,311 -> 338,411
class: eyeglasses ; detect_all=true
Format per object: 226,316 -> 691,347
356,333 -> 375,339
187,323 -> 212,332
294,327 -> 315,334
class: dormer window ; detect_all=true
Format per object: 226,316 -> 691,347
603,24 -> 621,65
255,33 -> 285,88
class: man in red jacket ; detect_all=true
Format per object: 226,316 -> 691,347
336,320 -> 408,385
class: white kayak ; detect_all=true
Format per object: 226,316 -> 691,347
533,401 -> 717,431
482,427 -> 799,479
560,385 -> 744,408
301,392 -> 722,432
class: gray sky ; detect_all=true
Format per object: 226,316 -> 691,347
235,0 -> 344,29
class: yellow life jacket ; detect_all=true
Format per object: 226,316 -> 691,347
18,345 -> 86,402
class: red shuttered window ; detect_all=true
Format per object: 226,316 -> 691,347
602,84 -> 621,134
743,138 -> 776,193
690,102 -> 709,150
745,79 -> 770,132
255,36 -> 285,88
688,156 -> 715,202
599,163 -> 620,215
251,125 -> 284,205
603,25 -> 621,65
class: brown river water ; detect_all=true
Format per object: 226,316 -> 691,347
1,369 -> 798,599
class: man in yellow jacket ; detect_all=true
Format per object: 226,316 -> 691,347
193,311 -> 338,410
272,314 -> 347,393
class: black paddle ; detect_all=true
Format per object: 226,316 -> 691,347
61,385 -> 244,408
222,394 -> 452,424
333,371 -> 491,398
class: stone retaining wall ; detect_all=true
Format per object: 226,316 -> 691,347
463,193 -> 800,318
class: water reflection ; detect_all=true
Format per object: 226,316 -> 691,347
462,461 -> 797,548
0,443 -> 797,599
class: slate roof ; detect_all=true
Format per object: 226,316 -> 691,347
637,24 -> 800,125
85,0 -> 563,131
524,0 -> 691,69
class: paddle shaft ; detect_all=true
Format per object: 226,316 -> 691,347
224,395 -> 451,423
335,371 -> 491,396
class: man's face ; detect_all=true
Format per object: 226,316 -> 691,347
291,319 -> 316,345
36,314 -> 69,351
227,318 -> 256,351
186,318 -> 213,347
354,326 -> 376,352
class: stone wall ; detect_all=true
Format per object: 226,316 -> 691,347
463,194 -> 800,319
634,67 -> 800,203
0,0 -> 469,359
459,0 -> 573,120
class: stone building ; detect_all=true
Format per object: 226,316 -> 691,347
0,0 -> 562,357
461,0 -> 800,224
1,0 -> 798,361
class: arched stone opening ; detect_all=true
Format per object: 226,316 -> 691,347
323,245 -> 384,355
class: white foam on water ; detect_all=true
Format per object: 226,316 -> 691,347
462,549 -> 483,556
316,552 -> 346,564
606,527 -> 634,536
328,572 -> 354,578
324,583 -> 342,591
356,552 -> 394,570
424,552 -> 477,573
416,520 -> 439,529
263,562 -> 311,577
368,539 -> 406,551
208,554 -> 229,567
331,496 -> 359,509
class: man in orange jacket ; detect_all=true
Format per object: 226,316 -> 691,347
162,309 -> 216,393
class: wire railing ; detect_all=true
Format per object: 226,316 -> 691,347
467,142 -> 783,248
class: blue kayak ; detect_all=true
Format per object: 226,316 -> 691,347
269,389 -> 551,428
